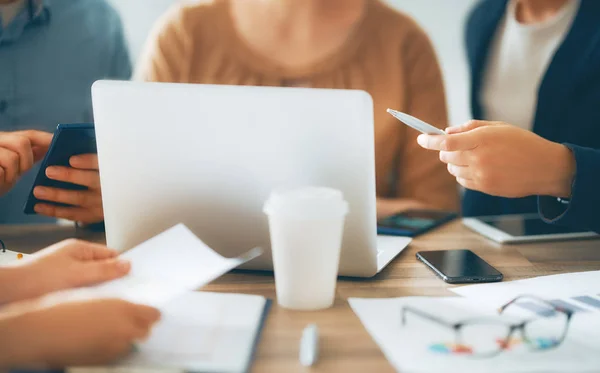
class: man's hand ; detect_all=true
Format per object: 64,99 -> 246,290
0,130 -> 52,195
1,239 -> 130,304
0,299 -> 160,368
416,121 -> 576,198
33,154 -> 104,224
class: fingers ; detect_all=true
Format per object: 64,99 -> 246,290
0,134 -> 34,174
46,166 -> 101,189
417,132 -> 479,152
37,163 -> 103,223
17,130 -> 53,161
32,146 -> 48,163
127,303 -> 162,340
39,239 -> 119,261
439,151 -> 470,166
456,177 -> 477,190
0,147 -> 19,186
445,120 -> 488,134
33,203 -> 104,224
70,154 -> 99,170
64,240 -> 119,261
447,164 -> 473,180
416,134 -> 446,151
73,259 -> 131,286
131,304 -> 162,327
34,186 -> 102,208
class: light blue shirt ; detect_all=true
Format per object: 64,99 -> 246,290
0,0 -> 131,224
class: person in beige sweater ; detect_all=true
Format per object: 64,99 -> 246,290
136,0 -> 459,217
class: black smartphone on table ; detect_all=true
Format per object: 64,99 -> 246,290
416,249 -> 503,284
23,123 -> 96,215
377,209 -> 457,237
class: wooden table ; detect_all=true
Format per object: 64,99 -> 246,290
2,222 -> 600,372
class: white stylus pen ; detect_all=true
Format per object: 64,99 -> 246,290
299,324 -> 319,366
387,108 -> 446,135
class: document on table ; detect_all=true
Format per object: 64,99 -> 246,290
349,297 -> 600,373
70,292 -> 271,373
451,270 -> 600,313
43,224 -> 262,308
451,270 -> 600,342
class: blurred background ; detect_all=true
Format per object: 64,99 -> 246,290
108,0 -> 478,126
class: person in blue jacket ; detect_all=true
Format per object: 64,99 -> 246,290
461,0 -> 600,217
416,120 -> 600,234
0,0 -> 131,225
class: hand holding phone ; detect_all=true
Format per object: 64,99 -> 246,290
416,249 -> 503,284
24,124 -> 104,224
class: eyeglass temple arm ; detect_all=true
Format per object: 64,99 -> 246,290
499,295 -> 572,316
401,306 -> 455,328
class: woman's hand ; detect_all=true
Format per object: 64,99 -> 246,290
0,299 -> 160,368
0,239 -> 130,304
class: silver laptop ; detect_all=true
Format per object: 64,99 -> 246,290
91,81 -> 409,277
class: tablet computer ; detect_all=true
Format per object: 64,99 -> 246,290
462,213 -> 599,244
23,123 -> 96,215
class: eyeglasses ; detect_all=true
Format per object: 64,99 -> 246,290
401,295 -> 573,357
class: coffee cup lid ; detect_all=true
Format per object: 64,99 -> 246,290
263,186 -> 349,219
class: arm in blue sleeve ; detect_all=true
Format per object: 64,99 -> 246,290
539,144 -> 600,233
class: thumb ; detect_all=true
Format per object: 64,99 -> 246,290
21,130 -> 53,148
128,304 -> 162,339
446,120 -> 490,134
73,259 -> 131,286
130,304 -> 162,326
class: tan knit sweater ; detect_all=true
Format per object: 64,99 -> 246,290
136,0 -> 459,211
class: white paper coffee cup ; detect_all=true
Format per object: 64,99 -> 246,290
264,187 -> 349,310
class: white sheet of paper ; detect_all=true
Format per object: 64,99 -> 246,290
451,270 -> 600,306
450,270 -> 600,342
349,297 -> 600,373
44,224 -> 262,308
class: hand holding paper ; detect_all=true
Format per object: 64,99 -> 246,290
41,224 -> 262,308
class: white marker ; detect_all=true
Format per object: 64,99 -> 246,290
299,323 -> 319,366
387,108 -> 446,135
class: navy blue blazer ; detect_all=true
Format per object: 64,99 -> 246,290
463,0 -> 600,217
539,145 -> 600,233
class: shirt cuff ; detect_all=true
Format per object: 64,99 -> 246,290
537,143 -> 591,229
538,195 -> 570,222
